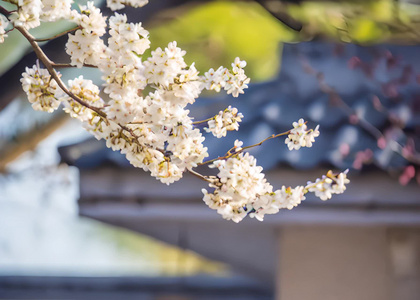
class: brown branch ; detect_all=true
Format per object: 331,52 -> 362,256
14,25 -> 107,119
187,169 -> 212,183
51,63 -> 98,68
14,25 -> 167,157
241,131 -> 290,152
199,130 -> 290,165
0,5 -> 11,19
192,117 -> 214,125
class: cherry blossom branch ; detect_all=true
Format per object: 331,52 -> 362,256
15,25 -> 165,155
192,117 -> 214,125
15,25 -> 107,118
51,62 -> 98,68
2,0 -> 351,222
240,130 -> 296,152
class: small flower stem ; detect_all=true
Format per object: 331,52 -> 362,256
34,25 -> 82,42
188,169 -> 212,183
200,154 -> 232,166
51,63 -> 98,68
240,131 -> 290,152
199,130 -> 291,165
192,117 -> 214,125
14,25 -> 166,155
5,27 -> 14,34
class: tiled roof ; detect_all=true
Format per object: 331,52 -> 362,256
60,42 -> 420,174
194,42 -> 420,171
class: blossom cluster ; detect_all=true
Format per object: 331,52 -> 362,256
205,106 -> 243,138
203,140 -> 273,223
285,118 -> 320,150
13,1 -> 249,186
20,64 -> 61,112
202,57 -> 251,97
2,0 -> 350,222
66,1 -> 108,67
306,170 -> 350,201
107,0 -> 149,12
202,140 -> 350,223
7,0 -> 73,29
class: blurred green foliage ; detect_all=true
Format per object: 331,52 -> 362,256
287,0 -> 419,44
148,0 -> 419,82
148,1 -> 297,82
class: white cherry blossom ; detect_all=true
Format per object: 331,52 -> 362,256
201,58 -> 250,97
41,0 -> 73,22
285,118 -> 320,150
0,14 -> 10,43
70,1 -> 107,36
60,76 -> 104,121
20,65 -> 61,113
108,13 -> 150,63
9,0 -> 42,29
66,30 -> 107,67
306,170 -> 350,201
205,106 -> 243,138
107,0 -> 149,11
203,150 -> 273,222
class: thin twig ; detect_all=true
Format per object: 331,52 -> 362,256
14,25 -> 168,156
199,130 -> 290,165
51,63 -> 98,68
240,131 -> 290,152
192,117 -> 214,125
187,169 -> 212,183
34,26 -> 82,42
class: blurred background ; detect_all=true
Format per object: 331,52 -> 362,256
0,0 -> 420,299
